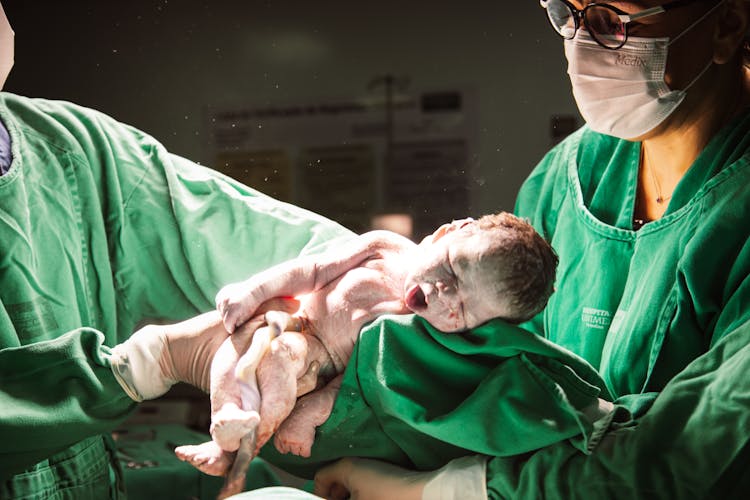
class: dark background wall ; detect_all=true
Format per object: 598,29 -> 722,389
2,0 -> 580,217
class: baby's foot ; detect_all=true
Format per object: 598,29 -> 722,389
174,440 -> 233,476
211,403 -> 260,452
274,413 -> 316,458
274,376 -> 341,457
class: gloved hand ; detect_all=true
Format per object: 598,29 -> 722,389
108,298 -> 299,401
313,457 -> 430,500
313,455 -> 488,500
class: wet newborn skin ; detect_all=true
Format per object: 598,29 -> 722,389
175,213 -> 557,490
175,230 -> 412,483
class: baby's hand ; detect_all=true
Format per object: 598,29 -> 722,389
215,280 -> 260,333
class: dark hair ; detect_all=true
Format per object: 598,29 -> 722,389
474,212 -> 558,323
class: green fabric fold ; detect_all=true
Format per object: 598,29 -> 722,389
262,314 -> 610,478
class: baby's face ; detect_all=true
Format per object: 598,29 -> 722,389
403,220 -> 509,332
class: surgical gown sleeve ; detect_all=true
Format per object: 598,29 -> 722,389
485,314 -> 750,499
0,93 -> 352,479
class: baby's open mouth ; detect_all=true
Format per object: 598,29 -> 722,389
405,284 -> 428,311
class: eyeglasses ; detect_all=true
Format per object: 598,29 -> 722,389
540,0 -> 706,50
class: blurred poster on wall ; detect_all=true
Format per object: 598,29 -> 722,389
205,86 -> 478,239
387,139 -> 470,238
297,145 -> 375,234
215,150 -> 292,202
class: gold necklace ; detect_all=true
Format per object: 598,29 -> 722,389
643,146 -> 672,205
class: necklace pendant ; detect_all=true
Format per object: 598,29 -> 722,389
656,196 -> 664,204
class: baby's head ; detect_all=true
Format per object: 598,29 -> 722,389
403,212 -> 557,332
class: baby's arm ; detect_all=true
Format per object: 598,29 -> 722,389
217,230 -> 415,333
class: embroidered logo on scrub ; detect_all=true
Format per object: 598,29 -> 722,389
6,298 -> 59,340
581,307 -> 612,330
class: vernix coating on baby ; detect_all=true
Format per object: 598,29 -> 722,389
175,212 -> 557,496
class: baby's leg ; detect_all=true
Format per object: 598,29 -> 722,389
219,313 -> 305,499
249,326 -> 329,453
274,373 -> 343,457
251,331 -> 311,452
175,325 -> 259,476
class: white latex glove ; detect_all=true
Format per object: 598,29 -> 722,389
313,456 -> 488,500
421,455 -> 488,500
108,311 -> 228,401
109,298 -> 299,401
313,457 -> 432,500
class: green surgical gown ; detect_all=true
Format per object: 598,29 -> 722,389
0,92 -> 614,498
485,111 -> 750,498
0,93 -> 352,496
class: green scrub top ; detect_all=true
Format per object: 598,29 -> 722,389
484,111 -> 750,498
0,93 -> 352,497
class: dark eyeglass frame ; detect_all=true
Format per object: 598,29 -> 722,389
540,0 -> 706,50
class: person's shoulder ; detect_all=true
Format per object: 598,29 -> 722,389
4,92 -> 142,131
522,124 -> 619,182
0,92 -> 159,162
699,149 -> 750,222
694,109 -> 750,207
1,92 -> 107,125
515,125 -> 626,230
0,92 -> 120,148
515,126 -> 588,208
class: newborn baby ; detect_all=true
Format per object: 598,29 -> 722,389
176,212 -> 557,494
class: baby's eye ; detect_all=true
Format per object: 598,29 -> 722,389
445,263 -> 459,284
458,300 -> 466,326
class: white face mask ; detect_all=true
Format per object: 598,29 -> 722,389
0,2 -> 13,90
564,1 -> 724,140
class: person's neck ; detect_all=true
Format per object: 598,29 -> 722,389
636,68 -> 748,222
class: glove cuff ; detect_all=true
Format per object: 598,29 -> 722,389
422,455 -> 488,500
108,326 -> 175,401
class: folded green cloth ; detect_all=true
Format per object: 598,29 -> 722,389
262,314 -> 610,478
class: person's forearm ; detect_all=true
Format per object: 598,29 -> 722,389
0,328 -> 135,480
312,455 -> 489,500
314,457 -> 431,500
